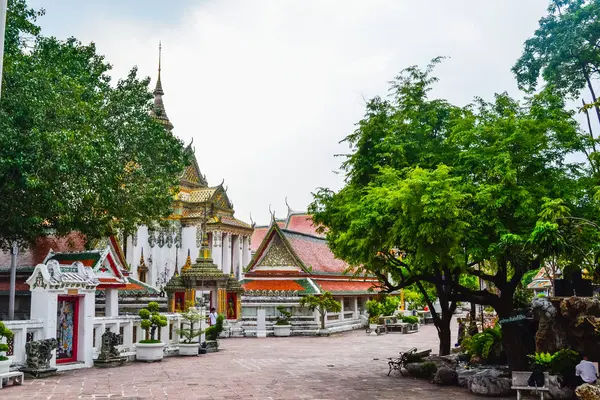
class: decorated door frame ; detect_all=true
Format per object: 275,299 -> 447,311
56,296 -> 80,364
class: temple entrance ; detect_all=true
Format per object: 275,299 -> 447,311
226,293 -> 237,319
56,296 -> 79,363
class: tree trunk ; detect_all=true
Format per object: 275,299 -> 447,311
320,310 -> 326,330
469,302 -> 478,336
437,315 -> 453,356
497,295 -> 528,371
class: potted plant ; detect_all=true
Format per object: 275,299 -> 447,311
204,314 -> 224,352
273,306 -> 292,337
299,291 -> 341,336
366,299 -> 381,330
0,322 -> 14,374
136,301 -> 168,362
176,303 -> 204,356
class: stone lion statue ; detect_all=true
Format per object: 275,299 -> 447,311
25,338 -> 58,370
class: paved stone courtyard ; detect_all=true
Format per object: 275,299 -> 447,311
3,323 -> 515,400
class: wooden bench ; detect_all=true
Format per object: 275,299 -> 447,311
511,371 -> 549,400
0,371 -> 24,389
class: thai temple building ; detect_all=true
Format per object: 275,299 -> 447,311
241,210 -> 380,336
123,45 -> 253,291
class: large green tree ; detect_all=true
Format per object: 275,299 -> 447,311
311,60 -> 586,368
513,0 -> 600,174
0,0 -> 189,249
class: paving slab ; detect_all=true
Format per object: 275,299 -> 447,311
1,322 -> 515,399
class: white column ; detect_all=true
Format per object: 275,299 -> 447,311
212,231 -> 223,270
222,233 -> 232,275
242,236 -> 251,269
105,288 -> 119,317
232,235 -> 242,280
339,297 -> 344,321
354,297 -> 359,319
256,308 -> 266,338
81,291 -> 96,367
30,291 -> 58,341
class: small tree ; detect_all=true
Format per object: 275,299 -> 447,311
0,322 -> 14,361
139,301 -> 167,343
205,314 -> 225,341
176,302 -> 204,344
275,306 -> 292,326
299,291 -> 342,330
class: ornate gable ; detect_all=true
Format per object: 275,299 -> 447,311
211,186 -> 233,210
247,223 -> 306,273
180,147 -> 207,188
257,235 -> 300,268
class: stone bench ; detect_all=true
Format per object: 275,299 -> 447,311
0,371 -> 24,389
511,371 -> 549,400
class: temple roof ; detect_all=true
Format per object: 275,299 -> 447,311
180,146 -> 208,188
0,232 -> 87,269
250,213 -> 322,252
247,223 -> 351,276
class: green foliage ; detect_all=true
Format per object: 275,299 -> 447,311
365,296 -> 400,320
513,285 -> 534,309
529,352 -> 554,370
400,315 -> 419,324
300,292 -> 342,329
0,322 -> 14,361
138,302 -> 167,342
310,57 -> 586,365
550,349 -> 579,377
275,306 -> 292,326
537,293 -> 547,298
461,326 -> 504,364
205,314 -> 225,341
176,303 -> 204,344
521,269 -> 540,287
0,0 -> 190,248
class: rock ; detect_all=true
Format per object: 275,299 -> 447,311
433,366 -> 458,385
575,383 -> 600,400
405,362 -> 438,379
547,375 -> 574,400
467,368 -> 512,397
456,366 -> 479,387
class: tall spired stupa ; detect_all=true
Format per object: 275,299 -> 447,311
124,44 -> 254,293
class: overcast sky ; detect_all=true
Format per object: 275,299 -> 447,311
27,0 -> 550,225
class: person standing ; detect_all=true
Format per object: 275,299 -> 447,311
575,355 -> 598,385
208,307 -> 217,326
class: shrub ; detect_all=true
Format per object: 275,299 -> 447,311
205,314 -> 225,341
300,292 -> 341,329
529,352 -> 554,370
550,349 -> 579,377
0,322 -> 14,361
139,301 -> 167,343
366,296 -> 401,321
275,306 -> 292,326
401,315 -> 419,324
176,303 -> 204,344
461,326 -> 504,364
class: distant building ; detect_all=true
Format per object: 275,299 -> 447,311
242,212 -> 381,335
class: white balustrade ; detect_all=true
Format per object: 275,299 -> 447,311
1,319 -> 44,365
92,313 -> 183,359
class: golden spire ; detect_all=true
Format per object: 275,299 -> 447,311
182,249 -> 192,272
137,248 -> 148,283
150,41 -> 173,131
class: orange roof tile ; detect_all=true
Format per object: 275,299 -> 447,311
313,279 -> 377,294
242,279 -> 306,292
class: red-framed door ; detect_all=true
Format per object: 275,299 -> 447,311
56,296 -> 79,364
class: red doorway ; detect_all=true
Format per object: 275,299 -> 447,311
56,296 -> 79,364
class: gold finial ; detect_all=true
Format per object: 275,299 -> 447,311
137,248 -> 148,283
182,249 -> 192,271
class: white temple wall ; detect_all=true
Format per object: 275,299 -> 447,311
222,233 -> 232,275
181,225 -> 199,261
232,235 -> 242,280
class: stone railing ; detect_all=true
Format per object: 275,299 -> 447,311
92,313 -> 187,359
1,319 -> 45,365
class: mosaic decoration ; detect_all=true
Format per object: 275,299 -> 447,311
148,228 -> 156,248
196,225 -> 203,248
56,300 -> 75,360
32,273 -> 47,289
166,226 -> 174,248
257,236 -> 298,268
175,225 -> 182,249
157,228 -> 165,248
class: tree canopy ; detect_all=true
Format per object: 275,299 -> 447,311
310,58 -> 589,367
0,0 -> 189,249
